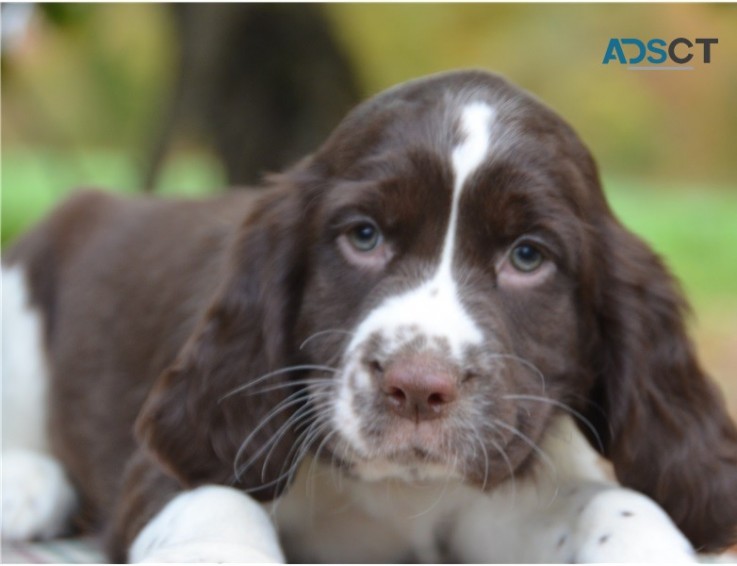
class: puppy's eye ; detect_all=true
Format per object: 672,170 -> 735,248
510,243 -> 544,273
338,219 -> 392,270
348,222 -> 382,252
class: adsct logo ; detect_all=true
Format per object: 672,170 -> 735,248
603,37 -> 718,71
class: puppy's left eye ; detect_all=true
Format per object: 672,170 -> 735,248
510,243 -> 544,273
338,219 -> 392,269
348,222 -> 382,252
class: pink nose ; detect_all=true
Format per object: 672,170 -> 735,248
378,357 -> 458,422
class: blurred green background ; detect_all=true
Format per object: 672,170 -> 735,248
2,4 -> 736,413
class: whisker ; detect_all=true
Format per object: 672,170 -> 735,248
270,423 -> 338,520
233,389 -> 313,479
487,353 -> 547,394
275,399 -> 333,473
267,415 -> 321,491
245,377 -> 335,397
299,329 -> 355,351
457,417 -> 514,498
503,394 -> 604,452
490,418 -> 556,479
471,429 -> 491,492
219,364 -> 338,402
267,420 -> 328,520
252,386 -> 336,487
301,423 -> 338,503
329,435 -> 350,492
255,397 -> 334,480
248,422 -> 337,502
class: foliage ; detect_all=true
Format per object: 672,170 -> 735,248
327,4 -> 737,184
2,4 -> 735,313
2,4 -> 737,184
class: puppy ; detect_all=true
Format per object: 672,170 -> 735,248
3,70 -> 736,563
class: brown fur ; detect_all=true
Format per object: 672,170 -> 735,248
5,70 -> 736,559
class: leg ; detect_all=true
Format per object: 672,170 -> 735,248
129,486 -> 284,563
450,417 -> 696,563
451,479 -> 696,563
1,449 -> 78,540
567,486 -> 696,563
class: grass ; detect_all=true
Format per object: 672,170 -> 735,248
1,147 -> 225,247
604,178 -> 737,310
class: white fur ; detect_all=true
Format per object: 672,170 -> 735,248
333,104 -> 495,464
332,357 -> 370,453
1,265 -> 78,541
444,102 -> 495,272
344,275 -> 483,364
449,418 -> 696,563
344,102 -> 493,364
571,490 -> 695,563
2,265 -> 51,452
1,449 -> 78,541
93,419 -> 663,562
130,486 -> 285,563
266,416 -> 696,563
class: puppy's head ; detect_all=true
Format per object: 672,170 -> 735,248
293,72 -> 599,486
138,71 -> 737,551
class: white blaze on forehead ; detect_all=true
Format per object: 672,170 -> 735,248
453,102 -> 495,180
441,102 -> 495,275
345,102 -> 494,364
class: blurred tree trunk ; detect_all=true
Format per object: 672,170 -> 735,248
144,4 -> 360,190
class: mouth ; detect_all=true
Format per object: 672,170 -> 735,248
343,448 -> 463,483
323,398 -> 539,489
323,415 -> 469,483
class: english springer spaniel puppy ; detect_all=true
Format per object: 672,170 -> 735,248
3,70 -> 737,563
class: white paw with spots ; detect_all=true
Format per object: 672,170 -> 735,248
572,489 -> 696,563
1,449 -> 77,540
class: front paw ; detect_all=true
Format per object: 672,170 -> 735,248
1,450 -> 77,541
129,486 -> 285,563
571,489 -> 696,563
134,542 -> 284,563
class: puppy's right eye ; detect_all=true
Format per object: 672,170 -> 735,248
348,222 -> 381,252
338,220 -> 392,270
510,243 -> 544,273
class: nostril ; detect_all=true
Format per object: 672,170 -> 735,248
427,392 -> 448,407
385,385 -> 407,406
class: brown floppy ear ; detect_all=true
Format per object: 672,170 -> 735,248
135,187 -> 308,501
584,216 -> 737,552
